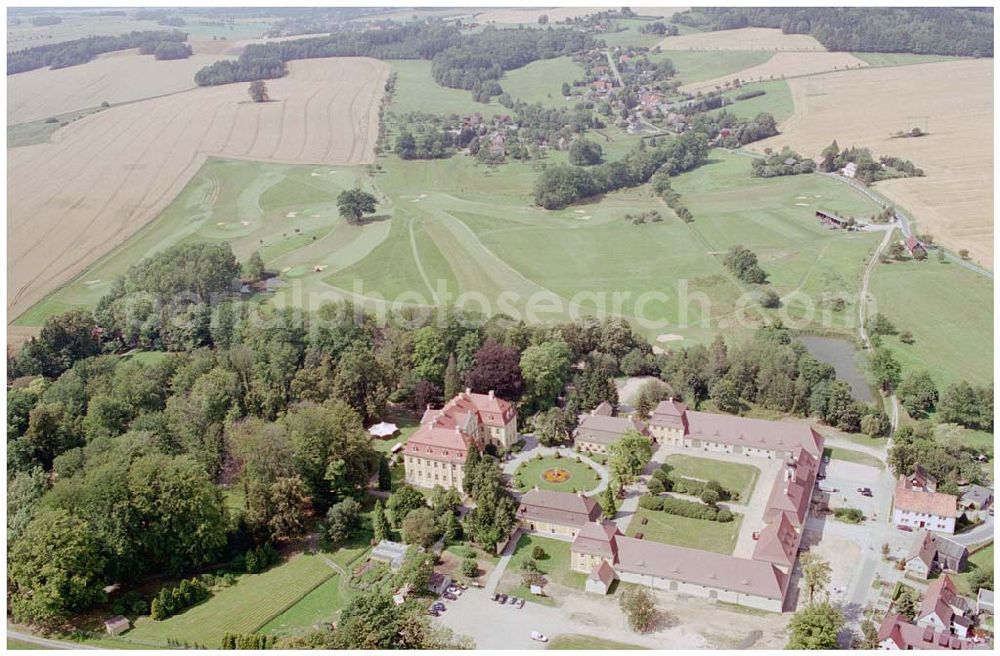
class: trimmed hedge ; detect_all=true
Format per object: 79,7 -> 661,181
150,578 -> 209,620
638,494 -> 735,523
735,89 -> 766,101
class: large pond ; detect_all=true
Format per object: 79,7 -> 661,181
798,335 -> 875,403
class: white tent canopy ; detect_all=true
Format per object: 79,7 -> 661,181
368,421 -> 398,438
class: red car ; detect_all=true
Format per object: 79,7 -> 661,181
896,524 -> 913,532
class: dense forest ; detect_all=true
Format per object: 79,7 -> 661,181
8,30 -> 191,75
195,21 -> 462,86
672,7 -> 993,57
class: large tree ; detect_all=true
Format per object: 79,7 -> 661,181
464,340 -> 524,399
608,431 -> 652,487
8,509 -> 108,625
786,602 -> 844,649
800,553 -> 832,604
337,189 -> 379,225
519,338 -> 572,411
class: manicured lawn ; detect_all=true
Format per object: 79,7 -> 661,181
625,507 -> 742,555
824,447 -> 885,470
514,455 -> 601,493
369,407 -> 420,455
548,634 -> 646,649
124,553 -> 338,648
390,59 -> 504,118
500,534 -> 585,605
870,258 -> 993,388
955,543 -> 993,596
663,454 -> 760,501
259,574 -> 346,636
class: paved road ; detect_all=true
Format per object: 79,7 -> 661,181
7,630 -> 100,650
484,529 -> 521,597
952,516 -> 995,546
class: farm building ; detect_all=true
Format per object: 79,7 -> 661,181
816,210 -> 854,230
517,488 -> 603,537
904,531 -> 968,580
905,237 -> 928,258
892,468 -> 958,534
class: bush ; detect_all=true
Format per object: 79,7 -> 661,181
638,495 -> 663,511
834,507 -> 865,524
658,495 -> 731,522
735,89 -> 766,101
531,545 -> 547,560
717,508 -> 734,522
461,557 -> 479,578
647,478 -> 665,495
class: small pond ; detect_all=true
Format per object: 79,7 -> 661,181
798,335 -> 875,403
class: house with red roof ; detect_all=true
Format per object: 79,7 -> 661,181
403,388 -> 517,490
893,468 -> 958,534
877,575 -> 986,649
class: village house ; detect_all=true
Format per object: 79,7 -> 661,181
574,405 -> 648,454
893,467 -> 958,534
916,575 -> 975,639
904,531 -> 969,580
958,485 -> 993,518
878,574 -> 986,649
516,488 -> 603,538
647,399 -> 824,460
403,389 -> 517,490
906,236 -> 929,258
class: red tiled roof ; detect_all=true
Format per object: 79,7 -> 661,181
572,521 -> 620,559
575,414 -> 646,445
614,536 -> 788,600
894,478 -> 958,518
590,559 -> 616,585
518,489 -> 602,528
404,390 -> 515,463
920,574 -> 961,624
752,512 -> 801,568
877,613 -> 977,650
763,447 -> 819,527
649,404 -> 822,457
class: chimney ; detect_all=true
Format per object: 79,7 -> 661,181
465,387 -> 472,395
785,467 -> 794,482
488,390 -> 495,399
783,486 -> 789,495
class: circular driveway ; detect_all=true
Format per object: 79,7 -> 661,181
503,435 -> 610,495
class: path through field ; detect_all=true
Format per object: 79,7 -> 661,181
7,57 -> 388,322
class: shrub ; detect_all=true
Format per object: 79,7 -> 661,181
647,478 -> 665,495
461,557 -> 479,578
834,507 -> 865,524
150,577 -> 209,620
735,89 -> 766,101
717,508 -> 734,522
531,545 -> 547,560
638,495 -> 663,511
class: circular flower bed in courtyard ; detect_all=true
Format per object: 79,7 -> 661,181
542,468 -> 571,483
515,454 -> 602,493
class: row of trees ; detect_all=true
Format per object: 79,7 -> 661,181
9,30 -> 190,74
534,132 -> 711,208
671,7 -> 993,57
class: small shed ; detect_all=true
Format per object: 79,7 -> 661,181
585,560 -> 616,595
428,572 -> 452,596
978,588 -> 994,615
104,616 -> 131,636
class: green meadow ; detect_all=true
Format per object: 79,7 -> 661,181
499,56 -> 586,107
654,50 -> 775,85
869,257 -> 993,388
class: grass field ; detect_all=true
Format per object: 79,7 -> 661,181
823,447 -> 884,469
664,454 -> 760,500
682,51 -> 866,96
259,574 -> 345,637
955,543 -> 993,596
500,56 -> 585,107
850,53 -> 965,67
656,50 -> 775,86
390,60 -> 501,118
8,105 -> 107,147
548,635 -> 646,649
625,507 -> 742,554
869,258 -> 993,387
500,534 -> 585,605
715,79 -> 794,122
124,553 -> 337,648
7,639 -> 44,650
515,456 -> 601,493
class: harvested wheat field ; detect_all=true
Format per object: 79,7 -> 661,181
474,8 -> 603,24
751,59 -> 993,268
680,51 -> 868,94
7,57 -> 389,321
7,49 -> 233,125
659,27 -> 825,51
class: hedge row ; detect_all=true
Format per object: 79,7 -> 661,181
735,89 -> 766,101
638,494 -> 734,523
150,578 -> 209,620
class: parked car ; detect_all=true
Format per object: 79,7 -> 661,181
530,631 -> 549,643
516,598 -> 525,609
491,593 -> 499,602
432,602 -> 446,611
497,593 -> 508,604
447,585 -> 462,596
427,609 -> 439,617
859,489 -> 873,498
896,524 -> 913,532
816,473 -> 826,481
443,592 -> 458,601
508,596 -> 518,605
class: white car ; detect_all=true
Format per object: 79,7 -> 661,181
530,631 -> 548,643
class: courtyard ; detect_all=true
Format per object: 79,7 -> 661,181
624,507 -> 744,555
514,455 -> 602,494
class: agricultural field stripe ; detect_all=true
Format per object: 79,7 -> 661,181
249,567 -> 338,634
